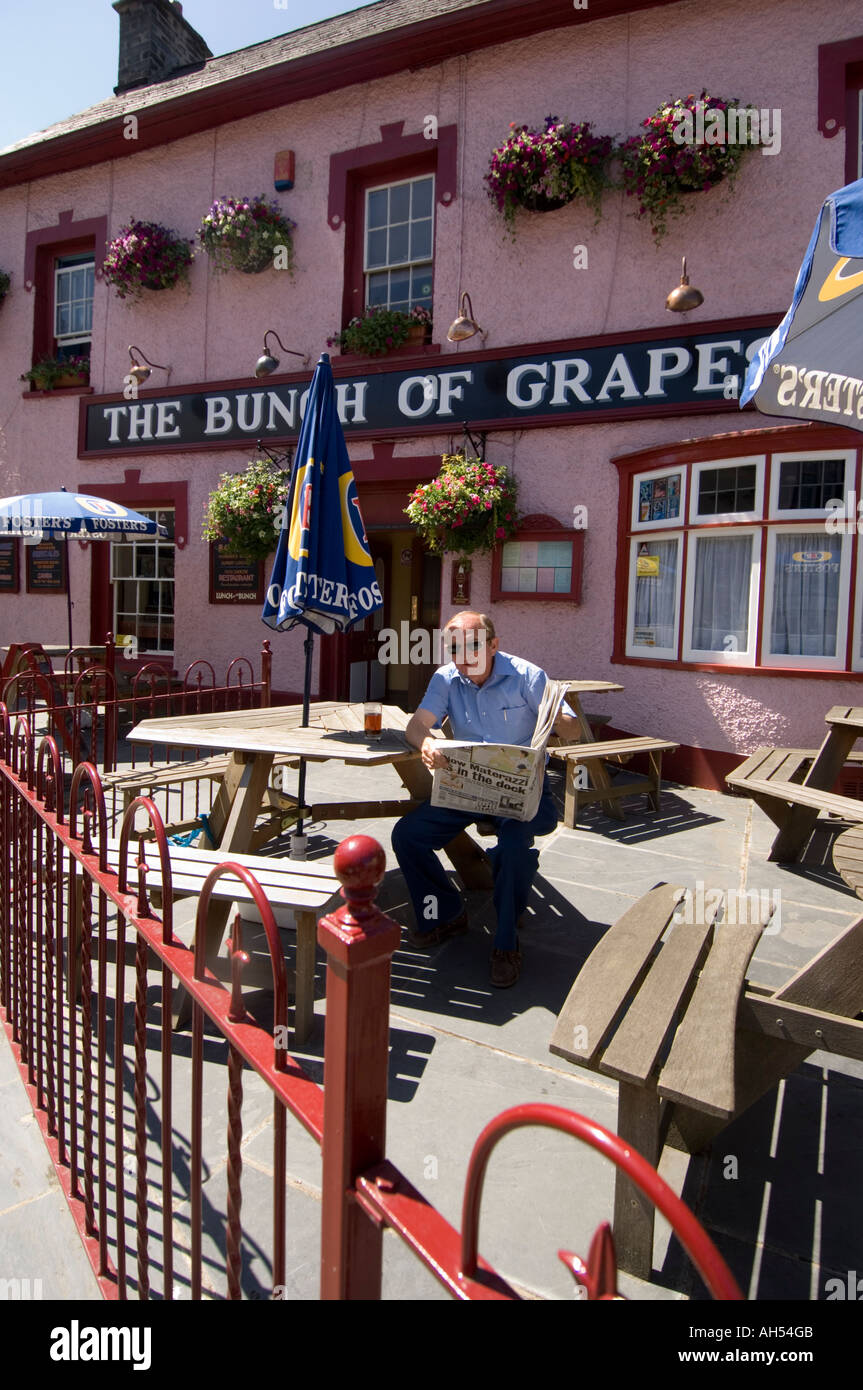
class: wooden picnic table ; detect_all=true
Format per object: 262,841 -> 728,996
550,881 -> 863,1281
832,823 -> 863,898
726,706 -> 863,861
129,700 -> 493,1025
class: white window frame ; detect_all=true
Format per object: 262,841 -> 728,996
689,456 -> 765,524
853,532 -> 863,672
630,465 -> 687,532
768,449 -> 855,520
761,524 -> 851,670
363,174 -> 434,313
110,508 -> 175,657
625,532 -> 682,660
54,254 -> 94,352
682,525 -> 760,665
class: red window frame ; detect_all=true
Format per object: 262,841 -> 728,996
490,514 -> 585,604
328,120 -> 457,335
24,210 -> 106,371
611,425 -> 863,678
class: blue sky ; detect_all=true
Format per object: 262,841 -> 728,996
0,0 -> 367,150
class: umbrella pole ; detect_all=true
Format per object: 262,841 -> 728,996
65,534 -> 73,650
291,629 -> 315,857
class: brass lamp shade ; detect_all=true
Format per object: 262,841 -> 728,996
127,344 -> 168,386
254,330 -> 308,378
447,291 -> 485,342
666,257 -> 704,313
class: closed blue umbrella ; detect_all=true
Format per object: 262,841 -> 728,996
0,487 -> 167,647
262,352 -> 382,637
262,352 -> 382,842
742,178 -> 863,429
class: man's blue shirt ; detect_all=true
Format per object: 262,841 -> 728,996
419,651 -> 550,747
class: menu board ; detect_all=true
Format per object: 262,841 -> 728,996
26,539 -> 66,592
209,540 -> 263,604
0,539 -> 19,591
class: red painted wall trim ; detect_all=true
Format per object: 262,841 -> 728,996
0,1 -> 673,190
80,470 -> 189,644
24,209 -> 107,289
328,120 -> 457,230
818,36 -> 863,138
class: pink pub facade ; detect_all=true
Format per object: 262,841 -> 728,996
0,0 -> 862,788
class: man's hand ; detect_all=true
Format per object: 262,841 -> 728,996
406,707 -> 450,770
420,736 -> 449,771
553,708 -> 583,743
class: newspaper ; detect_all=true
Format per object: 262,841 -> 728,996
430,679 -> 569,822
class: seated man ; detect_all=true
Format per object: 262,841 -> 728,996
392,610 -> 580,988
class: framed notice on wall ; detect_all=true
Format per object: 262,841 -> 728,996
26,539 -> 67,593
209,540 -> 264,604
0,538 -> 19,592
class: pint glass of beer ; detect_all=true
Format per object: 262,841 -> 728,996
364,701 -> 382,740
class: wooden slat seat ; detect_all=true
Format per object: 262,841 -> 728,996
549,882 -> 863,1280
726,719 -> 863,861
729,776 -> 863,825
102,839 -> 340,1043
548,736 -> 679,827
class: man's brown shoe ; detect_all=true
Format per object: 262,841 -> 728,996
490,947 -> 522,988
407,909 -> 468,949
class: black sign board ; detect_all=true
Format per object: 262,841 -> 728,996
80,318 -> 778,457
209,540 -> 264,604
26,539 -> 67,593
0,538 -> 19,592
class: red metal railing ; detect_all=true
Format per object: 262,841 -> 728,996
0,712 -> 742,1301
0,638 -> 272,790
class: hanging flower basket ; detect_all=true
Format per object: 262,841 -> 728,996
0,270 -> 10,306
202,458 -> 292,561
485,116 -> 615,234
197,196 -> 296,276
102,220 -> 194,301
329,304 -> 431,356
405,453 -> 519,557
620,91 -> 759,242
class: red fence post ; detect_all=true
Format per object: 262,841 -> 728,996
318,834 -> 400,1300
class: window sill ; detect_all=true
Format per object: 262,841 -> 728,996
22,385 -> 94,399
333,341 -> 442,364
611,653 -> 862,680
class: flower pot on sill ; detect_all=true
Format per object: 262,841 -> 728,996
406,323 -> 430,347
52,372 -> 89,389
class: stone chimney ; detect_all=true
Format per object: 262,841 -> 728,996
113,0 -> 212,94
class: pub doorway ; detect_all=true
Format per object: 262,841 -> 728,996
318,527 -> 441,707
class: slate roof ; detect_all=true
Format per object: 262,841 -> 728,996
0,0 -> 496,156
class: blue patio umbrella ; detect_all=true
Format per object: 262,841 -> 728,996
741,178 -> 863,429
262,352 -> 382,841
0,487 -> 167,648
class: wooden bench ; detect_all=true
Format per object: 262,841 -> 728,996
549,883 -> 863,1281
549,736 -> 679,828
726,742 -> 863,861
96,841 -> 340,1043
102,753 -> 303,847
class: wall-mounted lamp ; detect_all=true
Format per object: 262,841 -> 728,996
665,257 -> 704,313
254,330 -> 309,378
447,291 -> 487,343
127,345 -> 169,386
